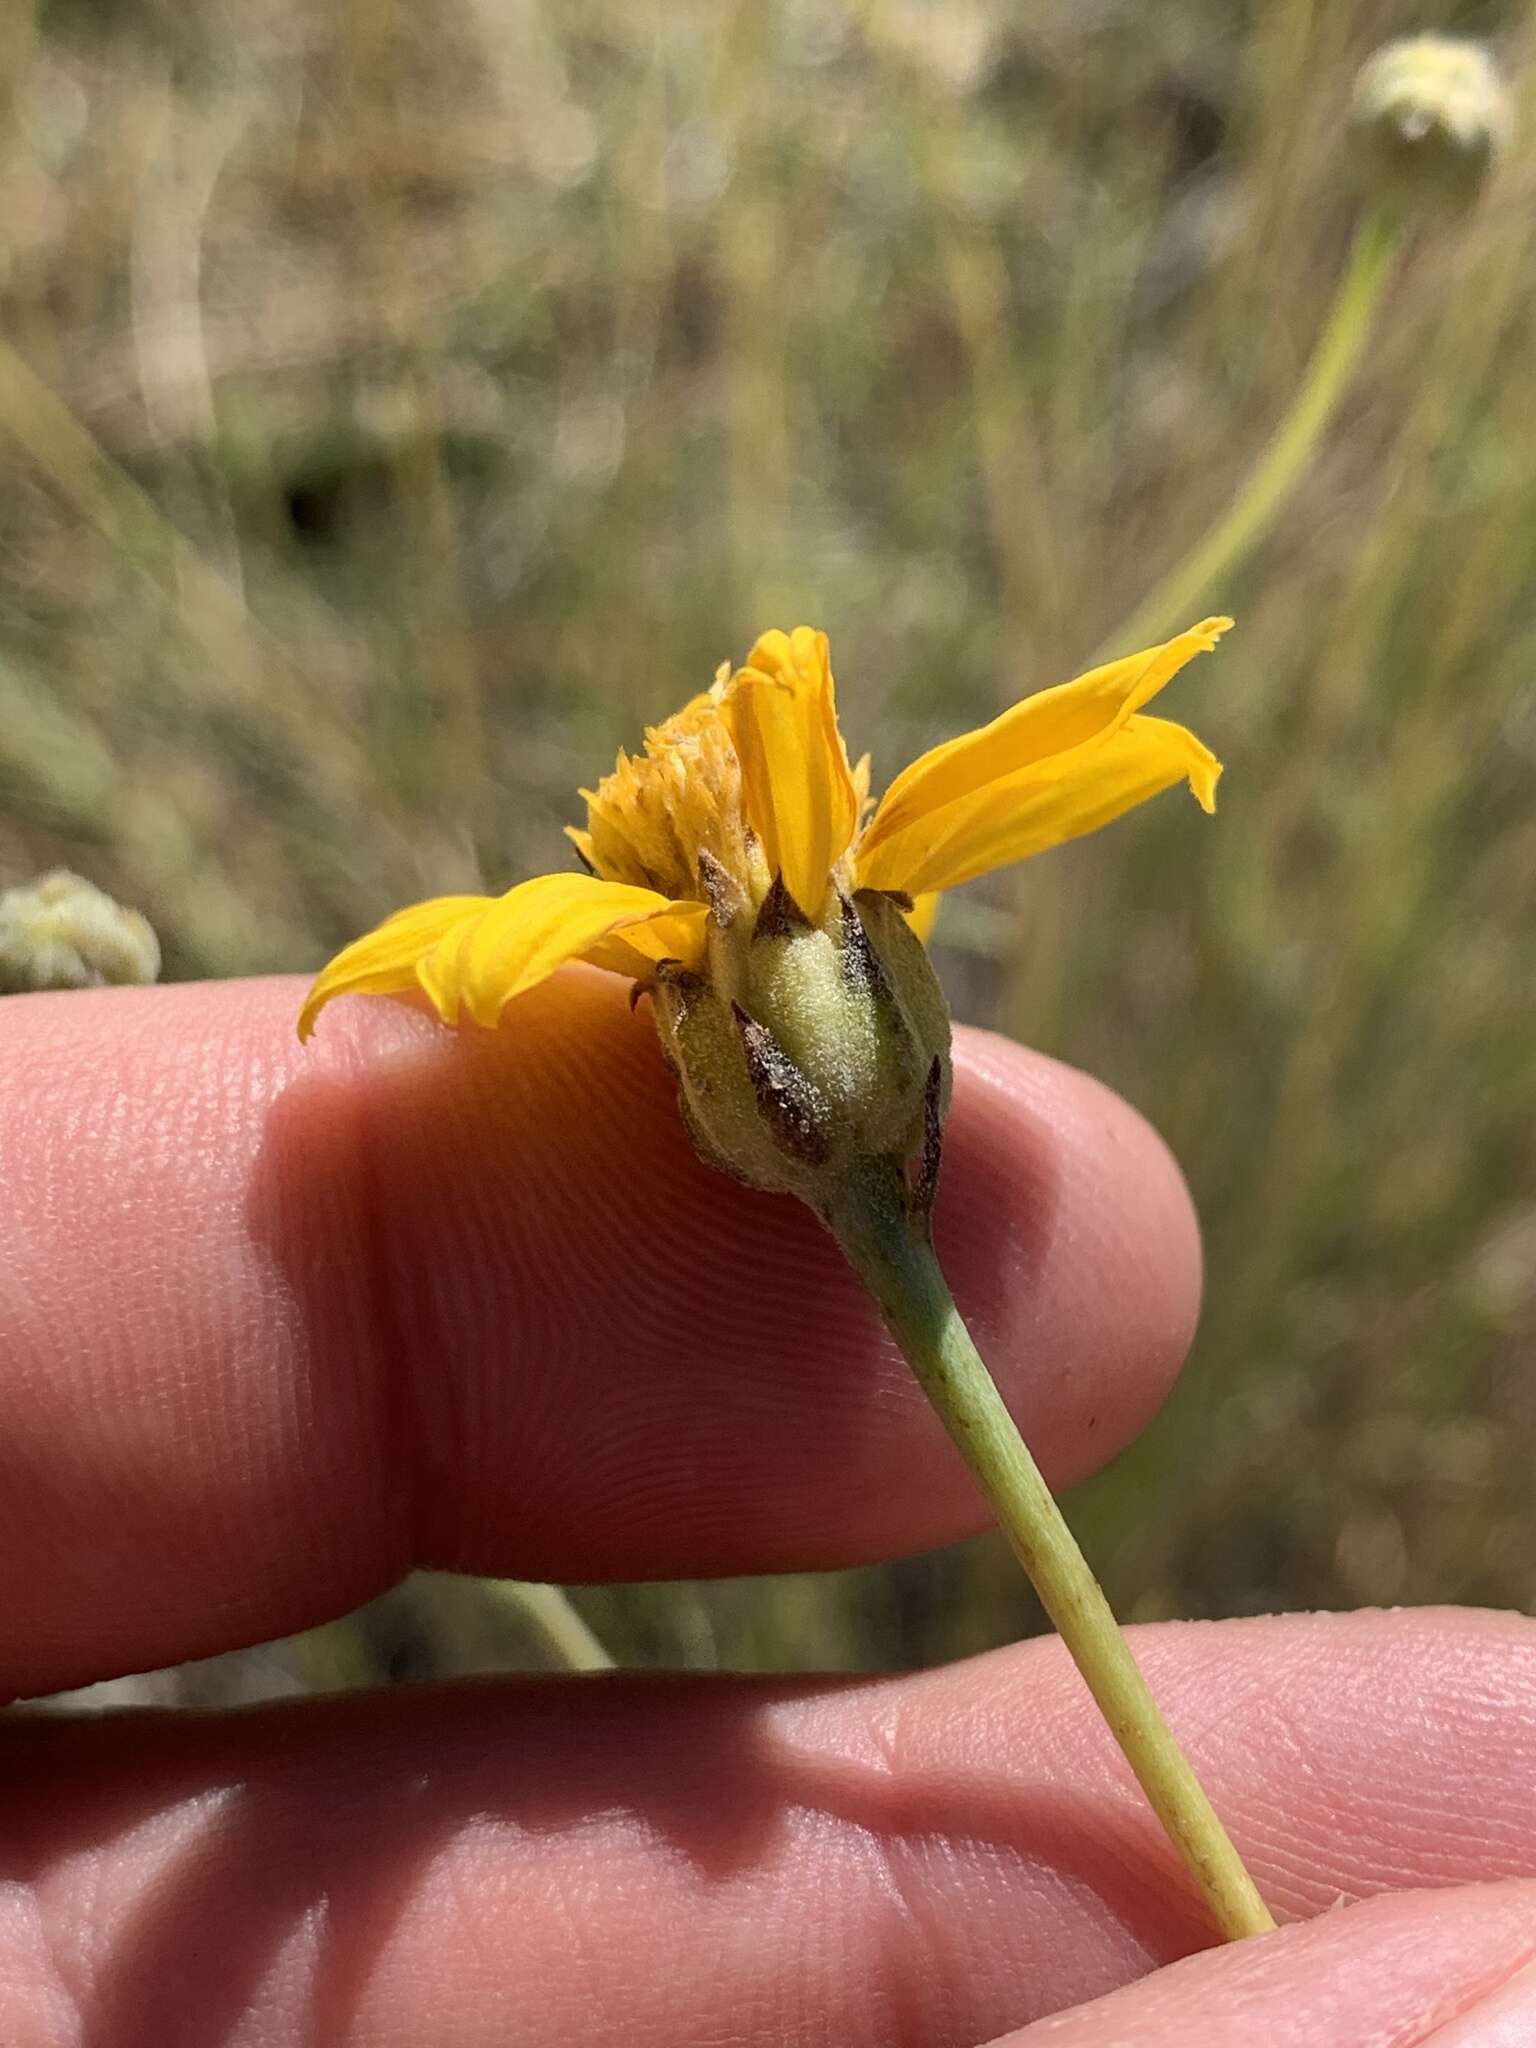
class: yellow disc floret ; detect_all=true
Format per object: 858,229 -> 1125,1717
568,677 -> 767,910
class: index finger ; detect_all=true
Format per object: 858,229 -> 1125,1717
0,972 -> 1201,1696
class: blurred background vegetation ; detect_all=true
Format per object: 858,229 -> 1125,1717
8,0 -> 1536,1703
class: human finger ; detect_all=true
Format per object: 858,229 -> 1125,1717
3,1609 -> 1533,2045
1006,1884 -> 1536,2044
0,971 -> 1199,1696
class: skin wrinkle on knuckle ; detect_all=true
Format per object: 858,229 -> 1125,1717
0,1873 -> 87,2047
771,1666 -> 1195,2023
1416,1957 -> 1536,2044
1,997 -> 367,1686
365,1043 -> 513,1556
245,1014 -> 411,1595
333,980 -> 757,1565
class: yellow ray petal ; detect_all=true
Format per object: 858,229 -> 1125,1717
722,626 -> 859,920
905,891 -> 941,944
418,873 -> 708,1028
298,893 -> 492,1039
862,618 -> 1230,864
564,824 -> 598,872
580,906 -> 712,982
856,715 -> 1221,897
300,875 -> 707,1038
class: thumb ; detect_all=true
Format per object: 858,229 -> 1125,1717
1007,1882 -> 1536,2046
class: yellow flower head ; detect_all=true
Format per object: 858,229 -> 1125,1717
299,616 -> 1227,1046
300,618 -> 1225,1202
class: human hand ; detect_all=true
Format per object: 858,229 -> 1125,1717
2,971 -> 1533,2044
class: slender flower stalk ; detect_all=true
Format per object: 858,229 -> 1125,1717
828,1156 -> 1274,1942
301,617 -> 1270,1940
488,1581 -> 616,1674
1104,37 -> 1511,669
1101,211 -> 1405,662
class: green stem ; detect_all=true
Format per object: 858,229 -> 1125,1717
485,1580 -> 617,1674
827,1162 -> 1275,1944
1099,209 -> 1407,661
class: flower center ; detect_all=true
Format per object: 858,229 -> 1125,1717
573,679 -> 769,910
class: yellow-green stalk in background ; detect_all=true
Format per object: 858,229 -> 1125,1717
1101,34 -> 1509,661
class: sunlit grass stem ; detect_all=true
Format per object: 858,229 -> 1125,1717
828,1162 -> 1276,1945
1099,210 -> 1407,661
486,1580 -> 616,1674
